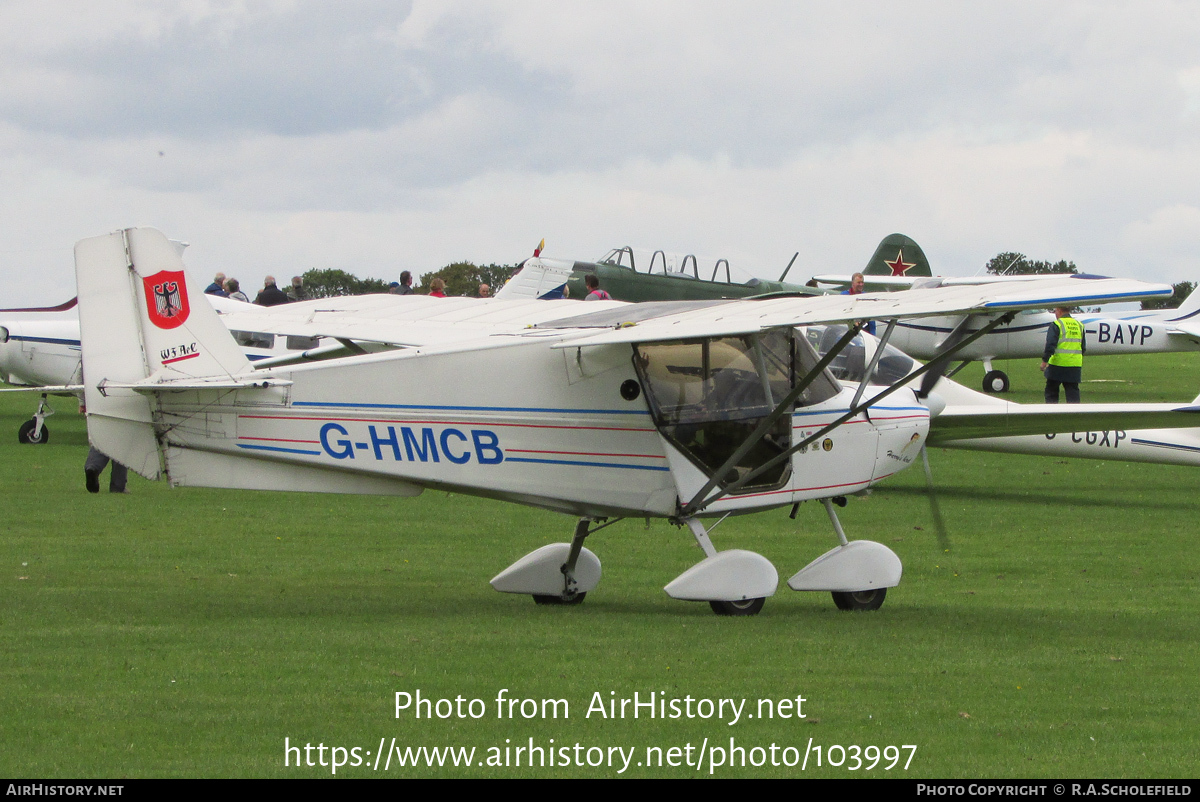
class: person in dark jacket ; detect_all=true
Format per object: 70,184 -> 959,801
1040,307 -> 1085,403
205,272 -> 227,296
255,276 -> 289,306
285,276 -> 308,302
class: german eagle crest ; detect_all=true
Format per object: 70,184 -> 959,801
142,270 -> 191,329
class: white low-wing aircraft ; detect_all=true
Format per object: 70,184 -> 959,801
0,295 -> 328,443
74,228 -> 1200,615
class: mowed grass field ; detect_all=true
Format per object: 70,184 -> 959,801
2,352 -> 1198,778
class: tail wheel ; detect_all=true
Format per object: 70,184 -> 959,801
18,419 -> 48,445
709,597 -> 765,616
832,588 -> 887,611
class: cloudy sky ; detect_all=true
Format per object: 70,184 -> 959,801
2,0 -> 1199,304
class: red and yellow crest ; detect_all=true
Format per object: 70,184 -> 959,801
142,270 -> 190,329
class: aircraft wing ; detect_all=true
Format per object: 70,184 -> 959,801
927,403 -> 1200,445
544,276 -> 1171,348
211,295 -> 630,349
203,277 -> 1168,354
811,273 -> 1076,290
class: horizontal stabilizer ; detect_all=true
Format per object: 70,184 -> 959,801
0,384 -> 82,394
1167,321 -> 1200,343
100,377 -> 292,394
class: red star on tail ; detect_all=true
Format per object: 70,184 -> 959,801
884,249 -> 915,276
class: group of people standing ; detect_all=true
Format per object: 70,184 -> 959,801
205,273 -> 308,305
387,271 -> 493,298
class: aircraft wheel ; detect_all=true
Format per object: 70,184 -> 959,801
832,588 -> 886,611
18,419 -> 48,445
709,597 -> 765,616
533,592 -> 586,606
982,370 -> 1009,393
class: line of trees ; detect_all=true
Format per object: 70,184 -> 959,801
1141,280 -> 1196,310
300,262 -> 519,299
984,251 -> 1193,310
984,252 -> 1077,276
414,262 -> 518,296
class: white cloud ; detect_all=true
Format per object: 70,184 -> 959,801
3,2 -> 1200,304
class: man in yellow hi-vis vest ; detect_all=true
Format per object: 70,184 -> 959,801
1040,306 -> 1086,403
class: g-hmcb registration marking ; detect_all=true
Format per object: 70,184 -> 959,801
320,423 -> 504,465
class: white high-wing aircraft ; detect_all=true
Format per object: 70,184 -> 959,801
810,234 -> 1200,393
883,299 -> 1200,394
73,228 -> 1200,615
0,295 -> 327,443
807,323 -> 1200,467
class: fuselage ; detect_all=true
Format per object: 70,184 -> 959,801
0,319 -> 82,387
154,318 -> 929,519
887,309 -> 1200,362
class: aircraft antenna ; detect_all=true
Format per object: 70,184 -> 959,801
778,252 -> 799,282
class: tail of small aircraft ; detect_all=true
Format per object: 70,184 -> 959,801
494,256 -> 575,300
863,233 -> 933,278
75,227 -> 251,478
1165,286 -> 1200,320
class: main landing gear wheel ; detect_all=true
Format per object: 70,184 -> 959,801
18,419 -> 48,444
831,588 -> 886,611
982,370 -> 1009,393
708,597 -> 765,617
533,592 -> 586,606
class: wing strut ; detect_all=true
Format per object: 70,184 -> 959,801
681,311 -> 1017,516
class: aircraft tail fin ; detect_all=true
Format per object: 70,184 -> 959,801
494,256 -> 575,300
1165,286 -> 1200,320
863,233 -> 933,278
75,227 -> 251,478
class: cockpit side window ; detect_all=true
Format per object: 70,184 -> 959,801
633,329 -> 839,492
804,324 -> 915,388
231,330 -> 275,349
790,329 -> 842,406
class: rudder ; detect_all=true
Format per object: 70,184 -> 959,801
863,233 -> 932,278
75,227 -> 251,478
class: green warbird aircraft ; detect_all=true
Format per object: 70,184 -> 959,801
496,245 -> 824,302
497,235 -> 934,302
